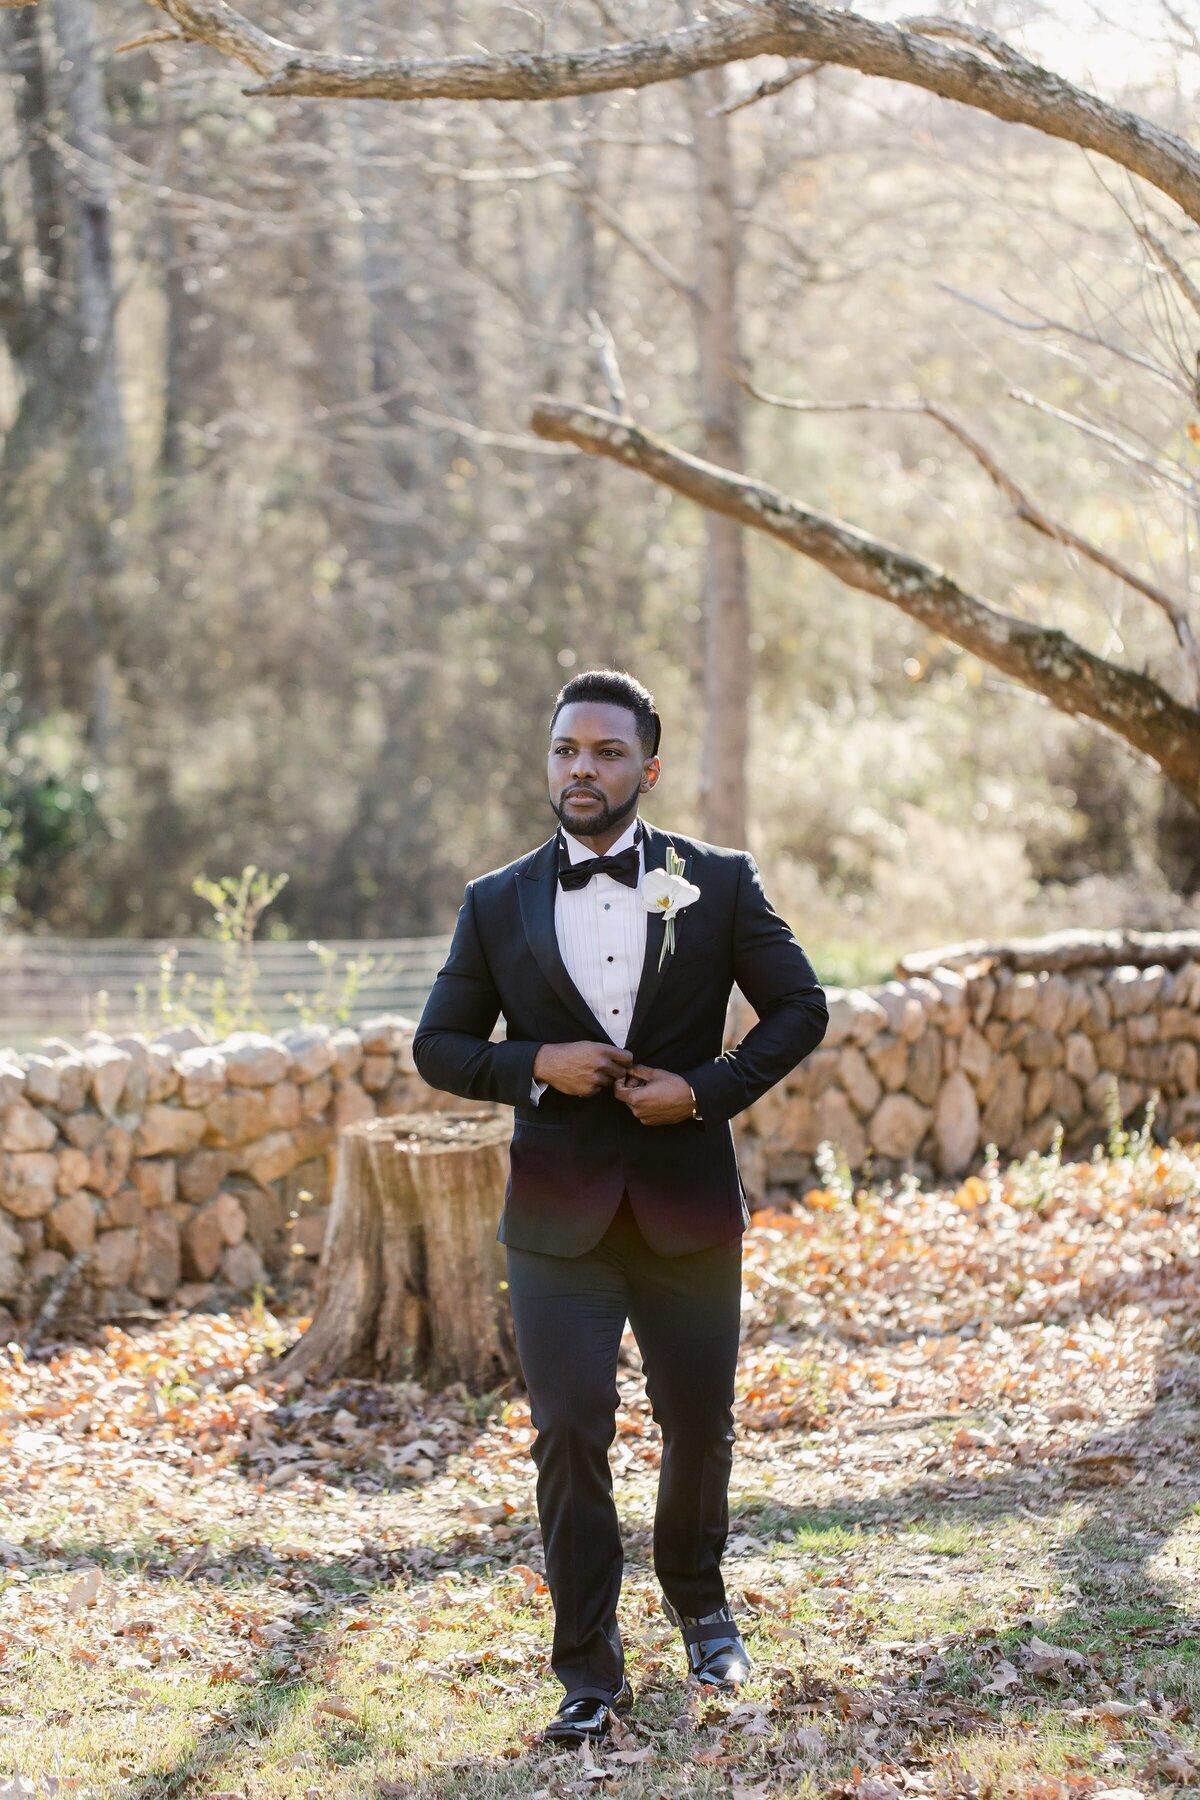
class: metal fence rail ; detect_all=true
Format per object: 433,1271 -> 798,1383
0,936 -> 452,1054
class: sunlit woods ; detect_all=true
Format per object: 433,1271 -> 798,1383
1,1 -> 1199,969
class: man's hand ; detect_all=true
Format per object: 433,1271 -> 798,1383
533,1041 -> 634,1097
613,1063 -> 697,1126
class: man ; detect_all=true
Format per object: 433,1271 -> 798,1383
412,668 -> 829,1745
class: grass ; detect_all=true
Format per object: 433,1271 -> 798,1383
3,1144 -> 1200,1796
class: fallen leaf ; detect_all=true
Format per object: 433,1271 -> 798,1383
1021,1635 -> 1087,1677
792,1726 -> 825,1754
315,1695 -> 358,1722
65,1568 -> 101,1613
577,1736 -> 607,1781
981,1658 -> 1023,1694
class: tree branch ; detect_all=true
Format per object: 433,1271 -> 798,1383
528,396 -> 1200,804
1134,220 -> 1200,323
113,26 -> 186,53
587,310 -> 632,422
719,57 -> 818,117
738,376 -> 1200,705
143,1 -> 1200,228
1006,383 -> 1193,494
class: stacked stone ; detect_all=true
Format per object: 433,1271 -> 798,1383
3,949 -> 1199,1327
742,957 -> 1200,1197
0,1016 -> 427,1335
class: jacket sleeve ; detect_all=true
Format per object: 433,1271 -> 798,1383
411,880 -> 543,1107
682,853 -> 829,1126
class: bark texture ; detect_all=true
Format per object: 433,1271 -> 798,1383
529,399 -> 1200,807
271,1111 -> 519,1393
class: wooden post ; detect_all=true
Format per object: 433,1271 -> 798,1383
271,1109 -> 519,1394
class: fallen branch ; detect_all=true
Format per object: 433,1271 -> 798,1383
897,926 -> 1200,977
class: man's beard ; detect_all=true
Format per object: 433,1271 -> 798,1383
552,778 -> 641,839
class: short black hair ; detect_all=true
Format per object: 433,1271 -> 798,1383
550,668 -> 661,759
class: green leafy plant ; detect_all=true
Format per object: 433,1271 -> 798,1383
1005,1119 -> 1067,1213
0,670 -> 104,928
102,863 -> 400,1039
283,940 -> 401,1028
1102,1075 -> 1161,1161
190,864 -> 290,1036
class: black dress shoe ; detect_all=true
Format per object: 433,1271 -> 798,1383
543,1677 -> 634,1745
662,1599 -> 753,1689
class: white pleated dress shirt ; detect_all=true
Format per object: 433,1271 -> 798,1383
530,814 -> 647,1104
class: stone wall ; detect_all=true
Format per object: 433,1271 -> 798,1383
739,930 -> 1200,1202
2,930 -> 1197,1332
0,1017 -> 433,1339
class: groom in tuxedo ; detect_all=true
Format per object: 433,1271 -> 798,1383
412,668 -> 828,1744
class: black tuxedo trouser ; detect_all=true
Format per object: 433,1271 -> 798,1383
505,1189 -> 743,1701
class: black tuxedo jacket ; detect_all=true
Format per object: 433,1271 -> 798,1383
411,819 -> 829,1257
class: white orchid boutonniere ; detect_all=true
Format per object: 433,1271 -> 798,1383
640,846 -> 702,971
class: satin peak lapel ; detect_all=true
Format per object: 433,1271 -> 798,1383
517,834 -> 617,1045
626,821 -> 693,1048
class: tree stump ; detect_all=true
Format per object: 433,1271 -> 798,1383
271,1109 -> 519,1393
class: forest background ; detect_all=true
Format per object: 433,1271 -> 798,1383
3,0 -> 1200,992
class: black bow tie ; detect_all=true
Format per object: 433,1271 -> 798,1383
557,822 -> 643,892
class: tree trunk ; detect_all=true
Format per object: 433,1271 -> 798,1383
686,64 -> 749,850
0,2 -> 75,711
271,1110 -> 520,1393
52,0 -> 128,513
37,0 -> 127,760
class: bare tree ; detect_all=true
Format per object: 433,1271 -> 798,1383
117,0 -> 1200,813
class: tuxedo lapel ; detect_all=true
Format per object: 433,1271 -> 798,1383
517,834 -> 618,1045
626,820 -> 692,1049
